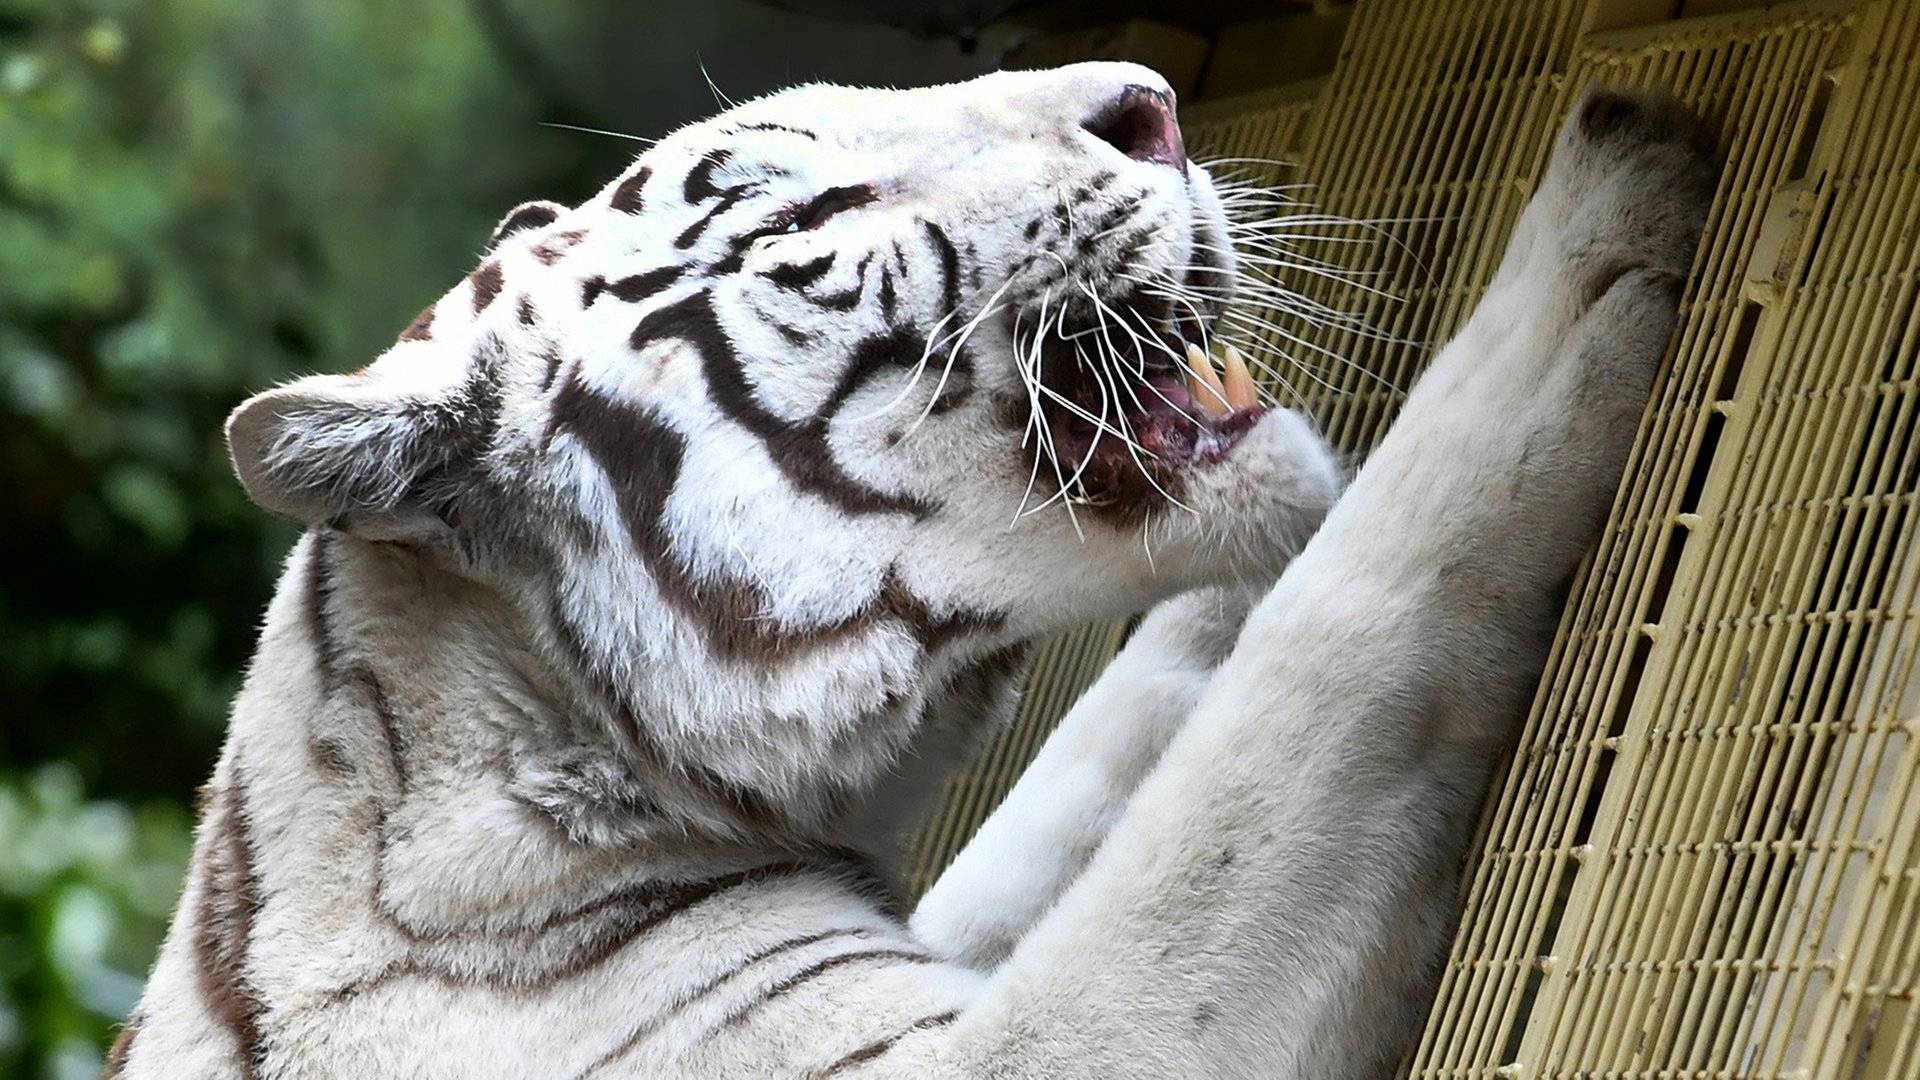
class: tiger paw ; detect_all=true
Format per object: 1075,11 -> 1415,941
1530,86 -> 1719,305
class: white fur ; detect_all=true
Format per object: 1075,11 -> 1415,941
115,69 -> 1712,1079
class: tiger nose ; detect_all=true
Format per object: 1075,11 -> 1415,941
1083,85 -> 1186,171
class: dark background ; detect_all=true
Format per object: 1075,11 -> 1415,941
0,2 -> 985,1073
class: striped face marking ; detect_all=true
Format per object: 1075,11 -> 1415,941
225,61 -> 1341,833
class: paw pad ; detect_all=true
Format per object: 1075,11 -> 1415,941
1578,93 -> 1643,140
1570,86 -> 1720,162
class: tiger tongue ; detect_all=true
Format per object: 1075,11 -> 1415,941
1144,376 -> 1194,415
1134,381 -> 1205,459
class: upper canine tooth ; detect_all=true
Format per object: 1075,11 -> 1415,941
1184,343 -> 1230,416
1220,344 -> 1259,411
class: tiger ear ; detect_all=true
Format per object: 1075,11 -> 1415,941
226,360 -> 490,543
485,200 -> 566,253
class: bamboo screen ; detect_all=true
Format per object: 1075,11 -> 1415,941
907,1 -> 1920,1074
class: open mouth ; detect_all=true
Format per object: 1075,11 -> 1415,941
1026,301 -> 1267,520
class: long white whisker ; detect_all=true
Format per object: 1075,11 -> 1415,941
852,273 -> 1025,424
1078,332 -> 1199,515
1218,306 -> 1411,370
1080,296 -> 1155,427
1015,293 -> 1089,537
1132,282 -> 1387,342
539,122 -> 658,145
897,278 -> 1019,436
1140,237 -> 1400,296
1239,340 -> 1353,398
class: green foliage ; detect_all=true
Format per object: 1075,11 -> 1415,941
0,0 -> 979,800
0,0 -> 976,1069
0,0 -> 555,800
0,766 -> 193,1080
0,1 -> 548,1064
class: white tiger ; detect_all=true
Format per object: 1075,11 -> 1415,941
110,63 -> 1713,1078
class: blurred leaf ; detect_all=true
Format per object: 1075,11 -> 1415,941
98,465 -> 186,550
0,210 -> 125,311
0,767 -> 191,1079
0,0 -> 541,804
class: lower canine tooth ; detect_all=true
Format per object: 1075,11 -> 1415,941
1184,343 -> 1230,416
1220,344 -> 1259,411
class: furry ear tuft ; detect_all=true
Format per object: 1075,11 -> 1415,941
227,361 -> 498,542
486,200 -> 567,253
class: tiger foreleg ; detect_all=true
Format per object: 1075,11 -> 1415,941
911,585 -> 1257,968
929,87 -> 1715,1079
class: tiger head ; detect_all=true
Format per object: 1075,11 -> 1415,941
225,62 -> 1341,835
